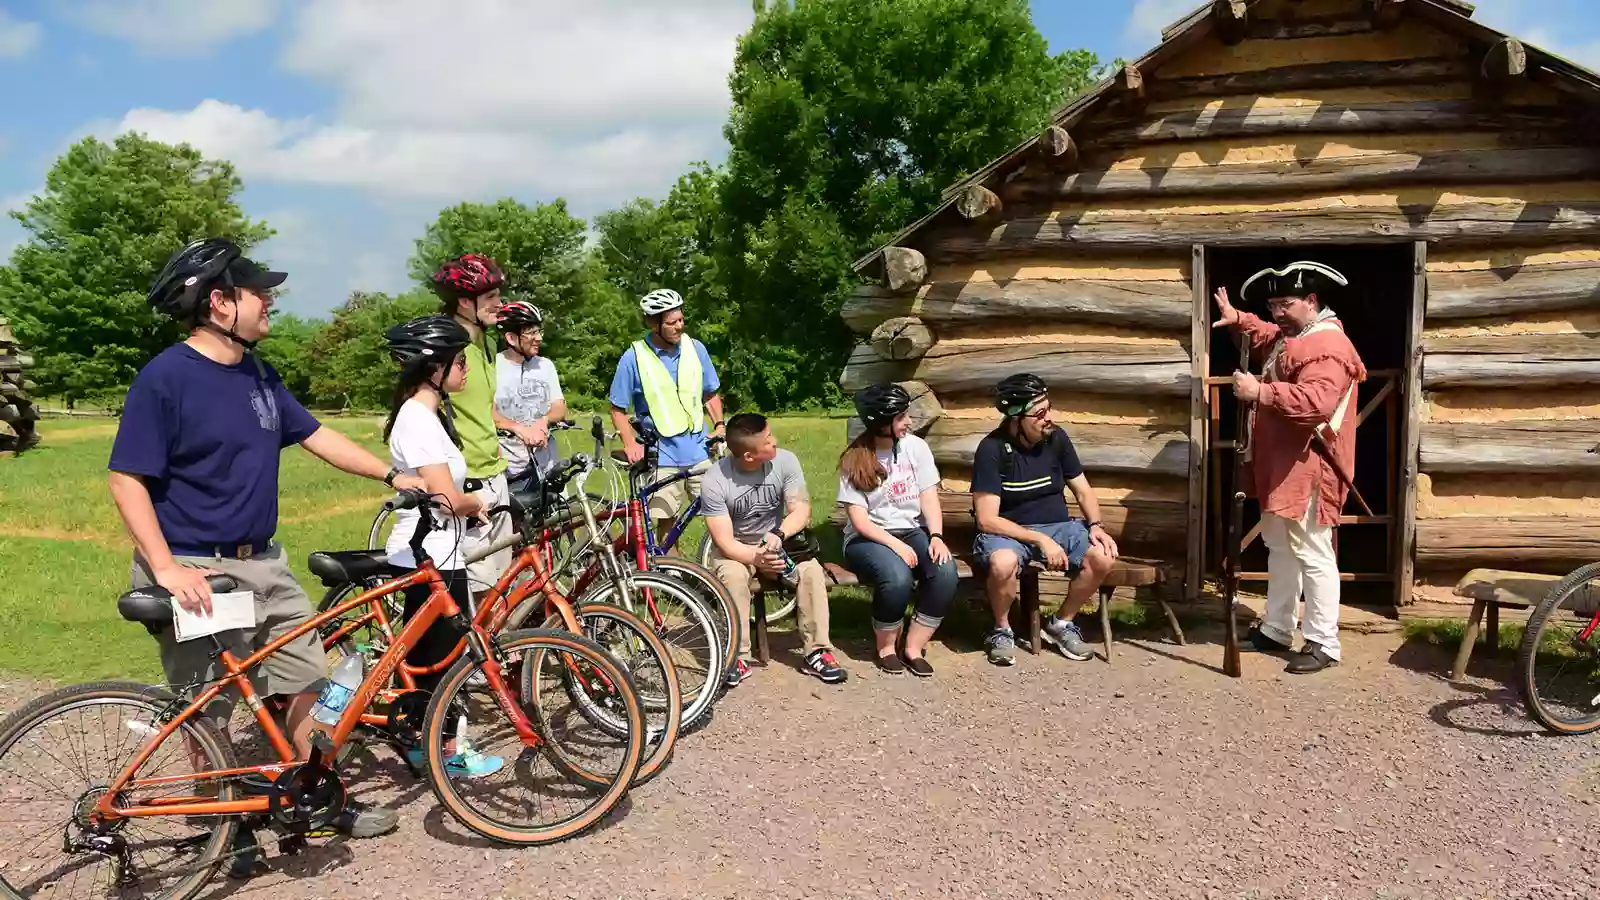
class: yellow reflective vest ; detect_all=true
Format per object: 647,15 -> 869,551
633,338 -> 703,437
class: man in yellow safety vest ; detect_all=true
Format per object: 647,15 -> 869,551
609,288 -> 725,540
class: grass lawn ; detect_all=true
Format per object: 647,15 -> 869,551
0,413 -> 871,683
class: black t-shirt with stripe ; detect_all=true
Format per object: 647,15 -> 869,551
970,426 -> 1084,526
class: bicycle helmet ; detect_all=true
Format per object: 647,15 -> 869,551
994,372 -> 1048,417
147,238 -> 286,322
497,300 -> 545,331
854,383 -> 911,428
639,288 -> 684,317
430,253 -> 505,299
386,315 -> 471,373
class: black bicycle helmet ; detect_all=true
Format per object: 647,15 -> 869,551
995,372 -> 1048,417
147,238 -> 286,323
854,383 -> 911,427
386,315 -> 471,372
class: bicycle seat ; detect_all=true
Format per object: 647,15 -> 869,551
118,575 -> 240,629
306,550 -> 391,587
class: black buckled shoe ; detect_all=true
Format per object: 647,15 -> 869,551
1284,642 -> 1339,674
1241,625 -> 1293,654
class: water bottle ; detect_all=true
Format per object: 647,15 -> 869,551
310,654 -> 363,727
777,546 -> 800,589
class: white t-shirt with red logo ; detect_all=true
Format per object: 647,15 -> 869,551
836,434 -> 940,542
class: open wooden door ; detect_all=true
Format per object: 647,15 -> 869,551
1394,241 -> 1426,607
1186,245 -> 1209,602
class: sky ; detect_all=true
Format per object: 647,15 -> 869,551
2,0 -> 1599,318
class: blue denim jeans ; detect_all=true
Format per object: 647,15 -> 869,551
844,529 -> 960,633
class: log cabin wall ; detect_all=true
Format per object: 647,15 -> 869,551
840,0 -> 1600,601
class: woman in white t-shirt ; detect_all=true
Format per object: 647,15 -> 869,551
382,315 -> 500,778
837,383 -> 958,678
493,300 -> 566,483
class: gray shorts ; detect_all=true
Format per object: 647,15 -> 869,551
132,544 -> 328,728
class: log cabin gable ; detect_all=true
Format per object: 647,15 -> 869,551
852,0 -> 1600,285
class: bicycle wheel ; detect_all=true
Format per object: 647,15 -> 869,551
578,572 -> 721,731
647,555 -> 741,682
0,682 -> 239,900
1519,561 -> 1600,734
421,629 -> 643,846
526,603 -> 681,784
696,532 -> 795,624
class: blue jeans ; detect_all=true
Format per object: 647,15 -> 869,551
844,529 -> 959,633
972,520 -> 1090,576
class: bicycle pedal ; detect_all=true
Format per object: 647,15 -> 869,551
276,834 -> 308,856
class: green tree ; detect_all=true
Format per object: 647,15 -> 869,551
0,134 -> 272,403
307,290 -> 438,410
592,164 -> 734,373
718,0 -> 1091,410
409,199 -> 631,404
255,312 -> 321,403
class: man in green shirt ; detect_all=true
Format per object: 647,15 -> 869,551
430,254 -> 511,595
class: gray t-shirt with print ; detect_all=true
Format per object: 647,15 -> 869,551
699,448 -> 807,544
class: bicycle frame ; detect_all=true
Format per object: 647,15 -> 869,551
92,559 -> 543,825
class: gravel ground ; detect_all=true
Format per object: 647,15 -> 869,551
4,627 -> 1599,900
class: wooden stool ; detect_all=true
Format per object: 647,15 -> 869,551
748,575 -> 787,665
1449,568 -> 1560,681
1093,558 -> 1184,661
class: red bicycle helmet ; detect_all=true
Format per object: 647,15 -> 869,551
430,253 -> 505,299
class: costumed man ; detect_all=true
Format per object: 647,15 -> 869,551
1213,261 -> 1367,674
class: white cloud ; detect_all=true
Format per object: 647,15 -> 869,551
98,2 -> 752,210
59,0 -> 276,53
2,190 -> 33,214
1121,0 -> 1201,51
282,0 -> 749,134
107,99 -> 720,208
0,10 -> 42,60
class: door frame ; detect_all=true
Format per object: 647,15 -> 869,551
1185,241 -> 1425,607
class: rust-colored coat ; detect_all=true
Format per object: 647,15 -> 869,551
1230,311 -> 1368,527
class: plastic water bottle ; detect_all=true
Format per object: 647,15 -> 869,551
777,547 -> 800,589
310,654 -> 363,727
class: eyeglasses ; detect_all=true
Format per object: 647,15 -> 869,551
1024,404 -> 1051,421
1266,297 -> 1304,312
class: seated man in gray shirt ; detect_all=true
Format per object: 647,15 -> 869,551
701,413 -> 846,686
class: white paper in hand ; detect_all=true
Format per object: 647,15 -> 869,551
172,591 -> 257,643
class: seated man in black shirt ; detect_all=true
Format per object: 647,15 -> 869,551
972,373 -> 1119,665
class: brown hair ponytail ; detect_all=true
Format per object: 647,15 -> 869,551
838,428 -> 886,493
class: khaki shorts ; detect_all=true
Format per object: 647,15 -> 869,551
647,465 -> 704,521
132,544 -> 328,728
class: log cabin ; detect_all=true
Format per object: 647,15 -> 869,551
839,0 -> 1600,610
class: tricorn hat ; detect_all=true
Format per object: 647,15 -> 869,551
1240,261 -> 1348,304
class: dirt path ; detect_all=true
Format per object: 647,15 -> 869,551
4,630 -> 1598,900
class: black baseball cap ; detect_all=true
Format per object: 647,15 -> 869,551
226,256 -> 287,291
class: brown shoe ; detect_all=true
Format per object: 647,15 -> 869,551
875,653 -> 905,675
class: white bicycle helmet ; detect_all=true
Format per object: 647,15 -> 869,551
639,288 -> 684,317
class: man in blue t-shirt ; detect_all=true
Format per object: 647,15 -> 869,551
608,288 -> 724,541
972,373 -> 1119,666
108,238 -> 424,844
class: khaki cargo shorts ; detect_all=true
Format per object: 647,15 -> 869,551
132,543 -> 328,729
646,465 -> 704,521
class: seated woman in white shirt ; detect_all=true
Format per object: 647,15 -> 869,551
492,300 -> 566,485
382,315 -> 502,778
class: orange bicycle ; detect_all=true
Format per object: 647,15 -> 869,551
316,452 -> 685,782
0,481 -> 645,900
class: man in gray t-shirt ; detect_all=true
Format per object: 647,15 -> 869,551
702,413 -> 844,686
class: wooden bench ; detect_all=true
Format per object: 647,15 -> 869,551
807,556 -> 1184,663
1449,567 -> 1600,680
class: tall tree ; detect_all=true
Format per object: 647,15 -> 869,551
719,0 -> 1097,410
0,134 -> 271,403
409,199 -> 632,403
307,290 -> 439,410
593,164 -> 734,365
255,312 -> 320,403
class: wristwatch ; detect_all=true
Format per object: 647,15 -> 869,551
768,528 -> 787,543
928,532 -> 944,542
383,467 -> 400,488
1086,520 -> 1104,531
